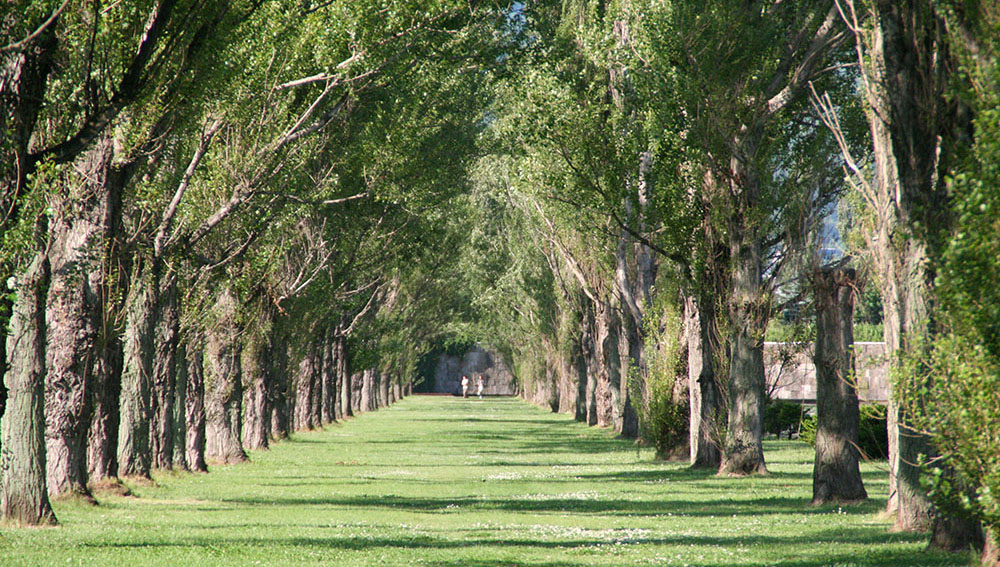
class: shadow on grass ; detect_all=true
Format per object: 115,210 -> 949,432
220,493 -> 883,518
79,529 -> 963,566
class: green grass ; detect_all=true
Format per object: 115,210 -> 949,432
0,396 -> 976,566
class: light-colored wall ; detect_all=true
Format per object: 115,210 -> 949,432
433,345 -> 518,396
765,341 -> 889,403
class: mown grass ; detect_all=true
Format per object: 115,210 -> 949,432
0,396 -> 977,566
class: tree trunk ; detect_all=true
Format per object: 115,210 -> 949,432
351,372 -> 362,413
320,327 -> 336,423
581,301 -> 598,425
294,348 -> 317,431
379,369 -> 390,408
865,1 -> 947,531
686,294 -> 723,469
360,369 -> 373,412
44,134 -> 116,499
116,258 -> 155,479
812,267 -> 867,504
340,337 -> 353,418
172,342 -> 188,470
149,271 -> 179,469
184,336 -> 207,472
1,252 -> 57,525
87,330 -> 122,482
392,380 -> 402,403
593,301 -> 620,429
268,330 -> 291,441
203,287 -> 246,464
720,222 -> 767,476
241,308 -> 272,450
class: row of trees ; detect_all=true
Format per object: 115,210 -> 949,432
1,0 -> 510,527
460,1 -> 998,563
3,0 -> 999,564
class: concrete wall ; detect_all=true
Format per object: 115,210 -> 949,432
433,345 -> 518,396
765,341 -> 889,403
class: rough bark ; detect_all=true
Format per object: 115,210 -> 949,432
594,301 -> 620,429
44,134 -> 117,499
581,302 -> 598,425
812,267 -> 867,504
268,329 -> 291,441
116,258 -> 156,479
863,1 -> 945,531
687,294 -> 723,469
332,338 -> 344,421
241,310 -> 272,450
87,331 -> 122,482
320,327 -> 336,423
379,370 -> 389,408
360,369 -> 373,412
340,336 -> 353,417
184,336 -> 207,472
1,252 -> 56,525
203,287 -> 246,464
294,348 -> 319,431
86,162 -> 127,483
719,222 -> 767,476
172,342 -> 188,470
351,372 -> 362,413
149,271 -> 179,469
392,380 -> 402,403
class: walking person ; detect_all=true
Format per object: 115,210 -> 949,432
461,375 -> 469,398
476,374 -> 485,399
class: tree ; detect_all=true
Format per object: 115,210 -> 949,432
811,266 -> 866,504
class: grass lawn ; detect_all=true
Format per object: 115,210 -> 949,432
0,396 -> 977,566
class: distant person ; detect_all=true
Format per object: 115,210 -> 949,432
476,375 -> 485,399
461,375 -> 469,398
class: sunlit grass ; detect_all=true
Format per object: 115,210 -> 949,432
0,396 -> 976,566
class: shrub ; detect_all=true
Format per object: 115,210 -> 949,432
764,400 -> 804,439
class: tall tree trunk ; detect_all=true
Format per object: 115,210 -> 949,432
184,335 -> 207,472
332,335 -> 344,421
340,334 -> 353,418
593,301 -> 620,429
44,134 -> 116,500
0,10 -> 57,470
203,287 -> 246,464
116,258 -> 155,479
268,330 -> 291,441
812,267 -> 867,504
720,221 -> 767,476
86,161 -> 127,484
864,1 -> 951,532
581,301 -> 598,425
294,349 -> 318,431
310,342 -> 323,427
351,372 -> 362,413
320,327 -> 336,423
241,308 -> 272,450
379,369 -> 390,408
149,271 -> 179,469
687,293 -> 723,468
1,251 -> 56,525
360,369 -> 373,412
172,342 -> 188,470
